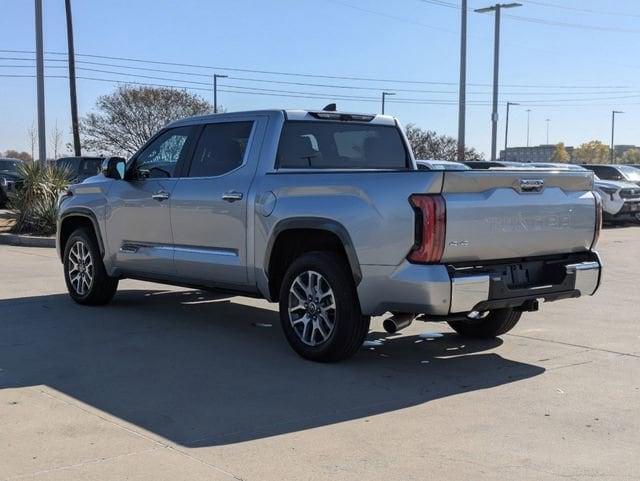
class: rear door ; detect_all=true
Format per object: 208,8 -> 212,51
170,117 -> 262,287
440,170 -> 598,262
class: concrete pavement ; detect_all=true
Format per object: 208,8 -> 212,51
0,226 -> 638,480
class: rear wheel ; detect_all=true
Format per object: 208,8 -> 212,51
447,309 -> 521,338
279,251 -> 370,362
63,228 -> 118,305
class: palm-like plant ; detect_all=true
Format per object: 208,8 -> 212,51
11,162 -> 71,236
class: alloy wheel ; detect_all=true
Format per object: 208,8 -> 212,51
68,240 -> 94,296
288,270 -> 337,346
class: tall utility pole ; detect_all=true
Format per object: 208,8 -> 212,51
65,0 -> 81,156
213,74 -> 228,113
475,3 -> 522,161
545,118 -> 550,144
526,108 -> 532,147
381,91 -> 395,115
457,0 -> 468,161
611,110 -> 624,163
504,101 -> 518,159
34,0 -> 46,162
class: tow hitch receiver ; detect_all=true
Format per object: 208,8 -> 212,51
516,299 -> 540,312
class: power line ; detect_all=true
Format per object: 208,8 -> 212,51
0,50 -> 632,90
523,0 -> 640,19
2,73 -> 637,108
3,60 -> 638,96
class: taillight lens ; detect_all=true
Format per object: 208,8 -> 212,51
408,194 -> 446,264
591,191 -> 603,249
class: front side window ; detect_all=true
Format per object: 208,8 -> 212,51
277,121 -> 409,170
188,122 -> 253,177
134,126 -> 192,178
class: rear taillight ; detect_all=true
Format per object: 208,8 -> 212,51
591,191 -> 603,249
407,194 -> 446,264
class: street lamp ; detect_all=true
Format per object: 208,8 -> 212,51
381,91 -> 395,115
504,101 -> 519,159
545,118 -> 550,144
526,108 -> 532,147
475,2 -> 523,161
611,110 -> 624,163
213,74 -> 228,114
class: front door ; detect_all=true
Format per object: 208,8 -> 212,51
170,119 -> 258,287
106,126 -> 196,276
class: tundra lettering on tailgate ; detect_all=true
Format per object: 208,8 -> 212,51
486,212 -> 572,232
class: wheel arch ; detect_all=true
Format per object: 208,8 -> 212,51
264,217 -> 362,300
58,209 -> 105,262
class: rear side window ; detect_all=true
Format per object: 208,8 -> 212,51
79,159 -> 102,175
588,166 -> 623,181
188,122 -> 253,177
277,121 -> 409,169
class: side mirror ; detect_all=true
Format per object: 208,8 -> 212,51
102,157 -> 126,180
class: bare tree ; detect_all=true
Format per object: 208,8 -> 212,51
81,85 -> 213,156
27,122 -> 37,162
4,150 -> 33,162
405,124 -> 483,161
49,120 -> 64,160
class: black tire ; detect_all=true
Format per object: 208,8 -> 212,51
63,227 -> 118,305
447,309 -> 521,338
278,251 -> 370,362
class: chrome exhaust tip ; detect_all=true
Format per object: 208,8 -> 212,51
383,313 -> 416,334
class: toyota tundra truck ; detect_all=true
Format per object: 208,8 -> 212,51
57,109 -> 603,362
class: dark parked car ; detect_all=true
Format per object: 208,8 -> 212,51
462,160 -> 523,169
56,156 -> 104,184
0,158 -> 24,208
581,164 -> 640,186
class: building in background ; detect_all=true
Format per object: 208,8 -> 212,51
500,144 -> 575,163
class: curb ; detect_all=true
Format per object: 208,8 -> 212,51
0,233 -> 55,248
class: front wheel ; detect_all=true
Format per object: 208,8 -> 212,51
63,228 -> 118,305
447,309 -> 521,338
279,251 -> 370,362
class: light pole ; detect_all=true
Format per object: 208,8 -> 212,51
381,91 -> 395,115
611,110 -> 624,163
34,0 -> 46,162
504,101 -> 519,159
526,108 -> 532,147
457,0 -> 468,161
545,118 -> 550,144
475,2 -> 522,161
213,74 -> 228,114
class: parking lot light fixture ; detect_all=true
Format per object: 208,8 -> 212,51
611,110 -> 624,163
381,91 -> 395,115
475,2 -> 523,161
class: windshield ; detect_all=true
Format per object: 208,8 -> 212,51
618,165 -> 640,181
0,159 -> 20,173
277,121 -> 409,170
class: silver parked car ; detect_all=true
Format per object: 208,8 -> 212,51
57,109 -> 603,361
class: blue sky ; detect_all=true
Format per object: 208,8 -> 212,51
1,0 -> 639,157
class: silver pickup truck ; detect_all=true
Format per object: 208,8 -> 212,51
57,109 -> 602,362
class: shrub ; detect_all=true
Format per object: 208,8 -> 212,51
10,162 -> 71,236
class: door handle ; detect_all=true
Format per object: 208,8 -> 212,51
222,191 -> 243,202
152,191 -> 170,201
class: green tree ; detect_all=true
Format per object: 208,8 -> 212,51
81,85 -> 213,156
573,140 -> 610,164
551,142 -> 570,163
621,148 -> 640,164
405,124 -> 483,161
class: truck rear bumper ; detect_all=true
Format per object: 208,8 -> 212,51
357,251 -> 602,317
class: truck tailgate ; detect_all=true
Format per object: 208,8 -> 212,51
441,170 -> 597,262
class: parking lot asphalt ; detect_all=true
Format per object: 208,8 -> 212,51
0,226 -> 638,481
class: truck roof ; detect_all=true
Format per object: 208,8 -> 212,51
168,109 -> 397,128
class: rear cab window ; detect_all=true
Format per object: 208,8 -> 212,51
277,121 -> 410,170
